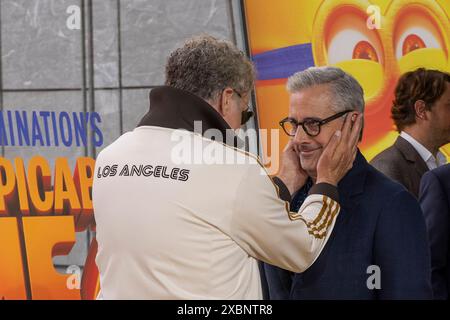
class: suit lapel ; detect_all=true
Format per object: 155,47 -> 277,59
394,136 -> 429,177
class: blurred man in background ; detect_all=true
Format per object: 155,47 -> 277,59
371,68 -> 450,198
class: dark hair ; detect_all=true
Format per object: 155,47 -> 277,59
165,35 -> 255,101
391,68 -> 450,132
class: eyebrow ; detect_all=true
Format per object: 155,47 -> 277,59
288,116 -> 322,122
303,117 -> 322,122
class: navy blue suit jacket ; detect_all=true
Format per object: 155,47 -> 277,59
419,164 -> 450,300
262,151 -> 432,299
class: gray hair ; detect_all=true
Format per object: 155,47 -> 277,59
287,66 -> 365,113
165,34 -> 255,101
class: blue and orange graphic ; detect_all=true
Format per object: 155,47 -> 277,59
244,0 -> 450,162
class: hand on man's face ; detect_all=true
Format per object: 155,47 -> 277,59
316,112 -> 363,186
277,139 -> 309,196
276,111 -> 362,193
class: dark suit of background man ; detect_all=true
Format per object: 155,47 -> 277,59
371,68 -> 450,198
419,164 -> 450,300
262,66 -> 432,300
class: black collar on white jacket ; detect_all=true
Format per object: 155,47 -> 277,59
137,86 -> 243,148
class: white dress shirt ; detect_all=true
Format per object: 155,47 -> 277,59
400,131 -> 447,170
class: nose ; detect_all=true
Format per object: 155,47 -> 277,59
292,125 -> 311,144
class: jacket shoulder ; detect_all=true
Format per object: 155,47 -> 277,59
364,166 -> 423,226
429,164 -> 450,179
370,145 -> 404,166
369,145 -> 409,178
364,163 -> 412,198
422,164 -> 450,188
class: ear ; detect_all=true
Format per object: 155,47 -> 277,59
219,87 -> 234,117
414,100 -> 429,121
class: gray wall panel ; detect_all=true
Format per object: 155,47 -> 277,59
1,0 -> 83,89
120,0 -> 231,87
1,0 -> 243,270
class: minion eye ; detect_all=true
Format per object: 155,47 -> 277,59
402,34 -> 426,56
394,8 -> 444,59
325,10 -> 383,65
353,41 -> 379,62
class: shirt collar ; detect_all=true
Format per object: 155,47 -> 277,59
400,131 -> 447,170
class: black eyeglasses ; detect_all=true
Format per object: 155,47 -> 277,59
279,110 -> 352,137
233,90 -> 254,125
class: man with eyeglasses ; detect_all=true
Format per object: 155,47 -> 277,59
261,66 -> 432,300
92,36 -> 361,299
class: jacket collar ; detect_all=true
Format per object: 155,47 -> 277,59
394,135 -> 429,175
332,150 -> 368,222
338,150 -> 368,199
137,86 -> 242,147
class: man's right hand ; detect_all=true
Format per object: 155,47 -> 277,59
316,112 -> 363,186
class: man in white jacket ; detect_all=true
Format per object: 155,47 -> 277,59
93,35 -> 362,299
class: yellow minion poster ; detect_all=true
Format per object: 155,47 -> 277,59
243,0 -> 450,163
